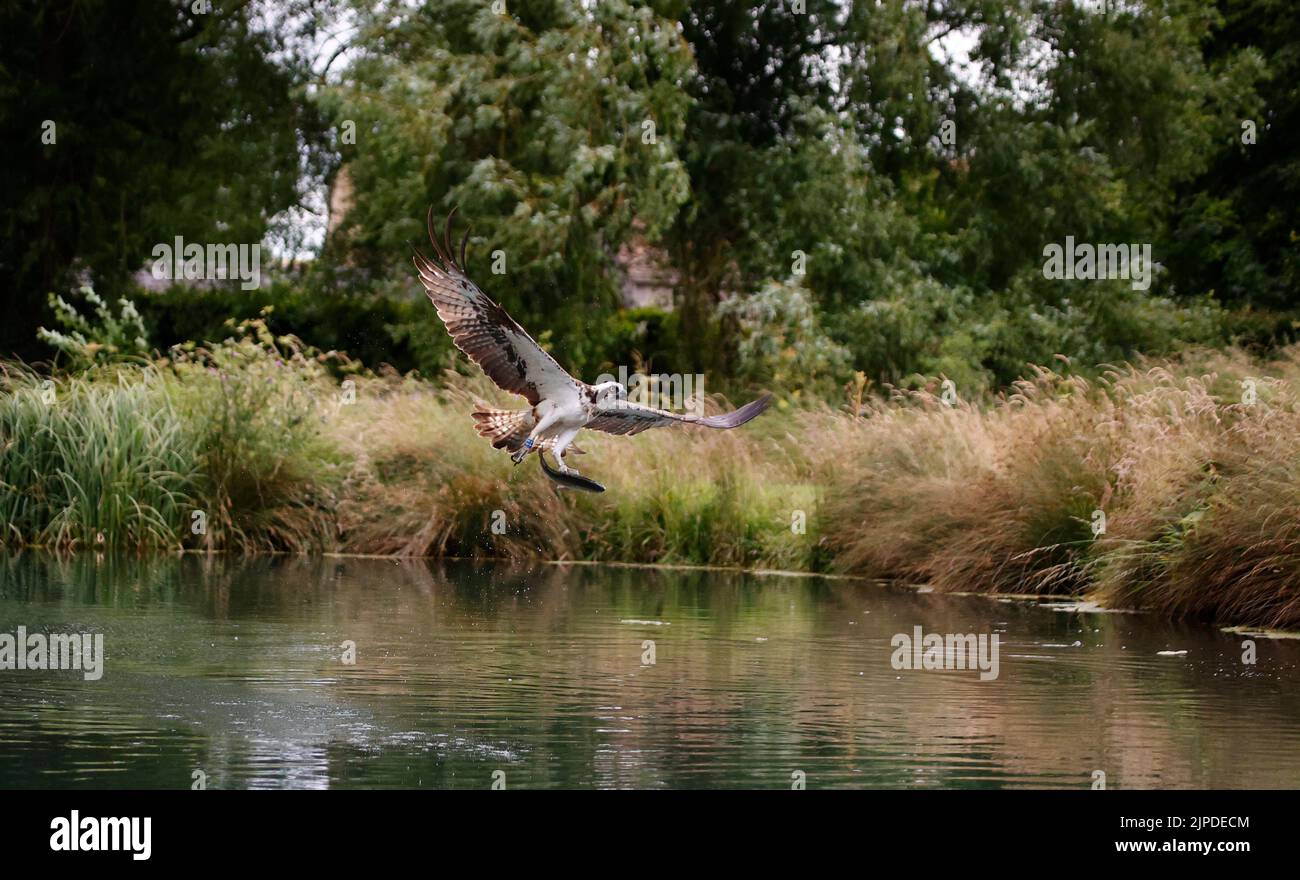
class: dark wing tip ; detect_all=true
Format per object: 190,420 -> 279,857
442,208 -> 456,266
424,205 -> 442,262
699,392 -> 774,429
422,205 -> 466,269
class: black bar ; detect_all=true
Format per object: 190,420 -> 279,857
1,790 -> 1280,866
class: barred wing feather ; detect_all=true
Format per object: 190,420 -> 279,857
585,393 -> 774,436
413,210 -> 580,409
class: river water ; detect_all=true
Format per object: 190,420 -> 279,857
1,554 -> 1298,789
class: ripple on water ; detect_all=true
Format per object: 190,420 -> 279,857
2,555 -> 1300,788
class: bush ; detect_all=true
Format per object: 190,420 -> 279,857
165,317 -> 347,552
719,276 -> 851,398
36,286 -> 150,368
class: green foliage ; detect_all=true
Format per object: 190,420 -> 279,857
0,320 -> 344,552
6,0 -> 1298,400
135,280 -> 451,378
1167,0 -> 1299,308
718,276 -> 851,396
166,318 -> 345,552
36,287 -> 150,367
316,0 -> 694,379
0,0 -> 329,362
0,365 -> 196,550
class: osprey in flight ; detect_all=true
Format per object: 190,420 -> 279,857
413,210 -> 773,492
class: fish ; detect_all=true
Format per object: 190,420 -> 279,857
538,452 -> 605,493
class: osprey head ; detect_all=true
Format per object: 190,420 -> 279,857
591,380 -> 625,408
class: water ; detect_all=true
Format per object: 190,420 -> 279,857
1,553 -> 1298,789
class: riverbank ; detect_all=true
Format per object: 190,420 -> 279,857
3,322 -> 1299,629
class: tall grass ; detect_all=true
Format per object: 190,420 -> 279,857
165,320 -> 343,552
0,321 -> 342,552
331,372 -> 815,569
0,365 -> 195,549
5,332 -> 1300,628
1086,351 -> 1300,628
817,367 -> 1111,594
820,347 -> 1300,628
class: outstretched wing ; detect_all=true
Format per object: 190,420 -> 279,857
585,393 -> 774,436
414,209 -> 579,407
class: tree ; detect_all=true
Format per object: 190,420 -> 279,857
0,0 -> 329,360
663,0 -> 841,368
317,0 -> 693,377
1168,0 -> 1296,311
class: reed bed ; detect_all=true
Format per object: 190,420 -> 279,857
4,331 -> 1300,628
819,347 -> 1300,629
331,371 -> 815,569
0,365 -> 194,550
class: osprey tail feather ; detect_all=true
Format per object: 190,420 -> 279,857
472,407 -> 534,452
471,407 -> 587,455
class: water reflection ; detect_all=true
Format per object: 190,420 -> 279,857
1,553 -> 1298,789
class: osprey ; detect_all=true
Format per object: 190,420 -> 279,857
413,209 -> 773,492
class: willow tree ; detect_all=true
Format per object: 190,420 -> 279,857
318,0 -> 693,377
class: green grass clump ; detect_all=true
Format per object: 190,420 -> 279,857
1,319 -> 344,553
165,319 -> 345,552
0,365 -> 195,549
